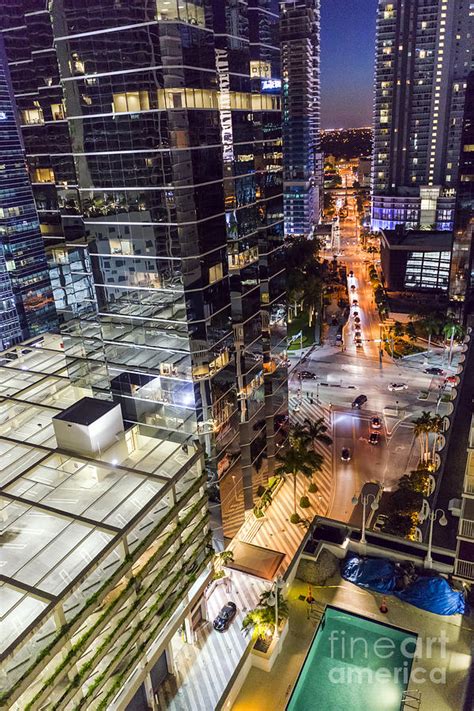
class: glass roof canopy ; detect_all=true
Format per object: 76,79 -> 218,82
0,335 -> 199,659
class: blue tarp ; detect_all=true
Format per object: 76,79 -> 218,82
341,553 -> 398,593
394,576 -> 466,615
341,553 -> 467,615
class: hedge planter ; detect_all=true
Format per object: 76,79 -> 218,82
250,620 -> 289,673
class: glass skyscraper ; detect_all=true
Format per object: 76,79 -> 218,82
0,36 -> 56,349
2,0 -> 287,545
371,0 -> 473,232
281,0 -> 322,238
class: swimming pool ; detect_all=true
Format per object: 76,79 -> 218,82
287,606 -> 417,711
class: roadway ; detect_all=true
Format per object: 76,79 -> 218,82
289,195 -> 459,526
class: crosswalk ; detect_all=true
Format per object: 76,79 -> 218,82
288,395 -> 334,516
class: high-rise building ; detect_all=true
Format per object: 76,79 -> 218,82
281,0 -> 322,238
449,71 -> 474,320
371,0 -> 473,232
0,36 -> 56,349
0,335 -> 210,711
1,0 -> 287,545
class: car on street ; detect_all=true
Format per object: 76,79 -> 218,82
352,394 -> 368,408
349,270 -> 354,277
352,299 -> 358,305
372,514 -> 388,532
369,432 -> 380,445
445,375 -> 458,384
388,383 -> 408,391
354,324 -> 361,331
355,341 -> 363,348
350,284 -> 356,291
354,317 -> 361,324
371,416 -> 382,429
425,367 -> 445,376
341,447 -> 351,462
298,370 -> 316,380
352,311 -> 359,317
213,602 -> 237,631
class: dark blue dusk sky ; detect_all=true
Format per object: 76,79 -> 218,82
321,0 -> 378,128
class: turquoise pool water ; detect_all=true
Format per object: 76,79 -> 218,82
287,606 -> 417,711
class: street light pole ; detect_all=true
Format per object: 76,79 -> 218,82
268,576 -> 284,640
421,507 -> 447,568
352,492 -> 379,544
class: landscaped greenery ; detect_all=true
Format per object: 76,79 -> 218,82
242,587 -> 289,644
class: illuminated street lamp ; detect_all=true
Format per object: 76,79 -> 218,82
419,506 -> 448,568
266,576 -> 284,640
352,492 -> 379,544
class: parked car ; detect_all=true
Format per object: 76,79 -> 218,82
371,416 -> 382,430
388,383 -> 408,391
355,341 -> 363,349
341,447 -> 351,462
352,394 -> 368,408
349,270 -> 354,277
213,602 -> 237,631
445,375 -> 458,384
354,317 -> 361,324
425,367 -> 445,376
352,311 -> 359,318
352,299 -> 358,305
299,370 -> 316,380
354,324 -> 361,332
369,432 -> 380,445
336,334 -> 343,342
373,514 -> 388,532
350,284 -> 356,291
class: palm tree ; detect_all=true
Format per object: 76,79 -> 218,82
410,310 -> 443,352
429,414 -> 444,464
289,423 -> 312,452
443,319 -> 464,365
304,417 -> 333,447
275,448 -> 321,522
413,411 -> 433,464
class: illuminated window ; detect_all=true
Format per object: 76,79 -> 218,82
156,0 -> 205,26
209,263 -> 223,284
51,103 -> 65,120
22,108 -> 43,125
113,91 -> 150,113
32,167 -> 55,183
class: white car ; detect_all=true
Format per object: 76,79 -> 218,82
388,383 -> 408,391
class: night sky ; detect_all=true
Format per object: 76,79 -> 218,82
321,0 -> 378,129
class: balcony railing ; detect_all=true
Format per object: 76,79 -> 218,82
464,474 -> 474,496
455,559 -> 474,581
459,518 -> 474,539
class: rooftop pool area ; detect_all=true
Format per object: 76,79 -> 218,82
287,606 -> 417,711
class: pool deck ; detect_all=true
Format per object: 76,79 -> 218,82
232,574 -> 473,711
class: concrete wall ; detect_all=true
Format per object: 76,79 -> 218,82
53,404 -> 124,456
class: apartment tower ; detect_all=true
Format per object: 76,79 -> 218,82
372,0 -> 473,231
1,0 -> 287,545
0,36 -> 56,349
281,0 -> 322,238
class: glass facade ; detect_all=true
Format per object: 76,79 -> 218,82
449,72 -> 474,318
0,36 -> 56,349
372,0 -> 473,230
404,250 -> 451,290
2,0 -> 287,544
281,0 -> 321,238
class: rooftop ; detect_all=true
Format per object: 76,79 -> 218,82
53,397 -> 118,426
381,228 -> 453,252
0,334 -> 200,661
